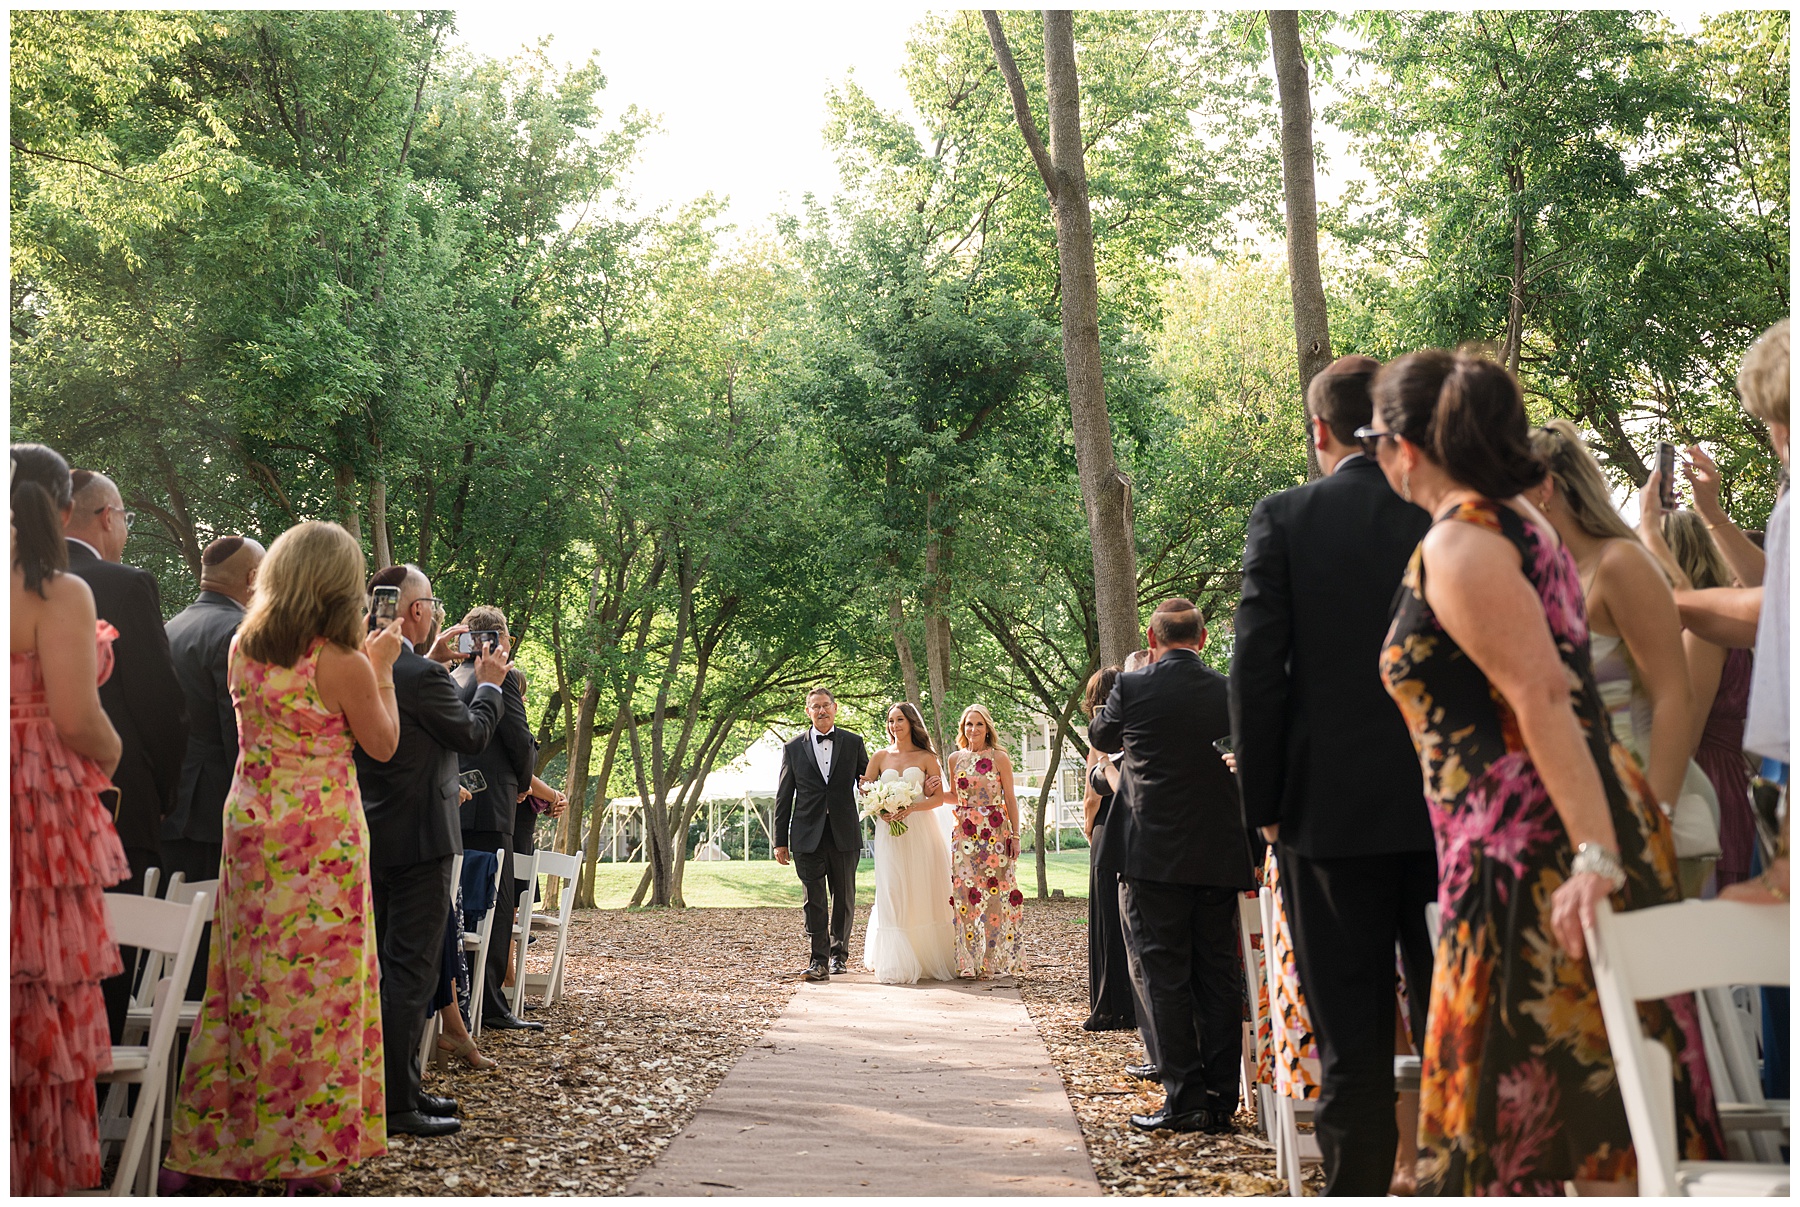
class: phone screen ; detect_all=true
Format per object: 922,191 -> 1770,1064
458,769 -> 488,795
1656,442 -> 1677,508
371,586 -> 400,627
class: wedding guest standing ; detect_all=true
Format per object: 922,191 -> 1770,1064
947,704 -> 1024,978
161,521 -> 401,1194
10,444 -> 127,1195
1228,354 -> 1434,1194
1079,666 -> 1134,1032
1090,599 -> 1255,1135
1368,349 -> 1719,1193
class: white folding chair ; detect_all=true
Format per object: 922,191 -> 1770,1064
125,874 -> 218,1036
87,891 -> 211,1197
1695,982 -> 1789,1161
521,849 -> 580,1007
505,850 -> 542,1016
1237,891 -> 1274,1138
465,856 -> 504,1036
1586,898 -> 1789,1196
1259,886 -> 1321,1196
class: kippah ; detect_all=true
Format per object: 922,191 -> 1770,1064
69,469 -> 98,494
202,535 -> 245,566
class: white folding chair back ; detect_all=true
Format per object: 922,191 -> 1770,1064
1585,898 -> 1788,1197
86,891 -> 210,1197
123,874 -> 218,1040
1695,987 -> 1788,1162
1259,887 -> 1320,1196
506,850 -> 543,1015
466,857 -> 504,1035
1424,900 -> 1441,948
1237,892 -> 1272,1138
522,849 -> 581,1007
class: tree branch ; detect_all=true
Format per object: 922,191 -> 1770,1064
982,11 -> 1058,205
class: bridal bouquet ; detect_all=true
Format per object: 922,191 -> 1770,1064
859,767 -> 924,836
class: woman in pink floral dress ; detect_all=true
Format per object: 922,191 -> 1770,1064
10,443 -> 128,1195
947,705 -> 1024,977
161,522 -> 402,1193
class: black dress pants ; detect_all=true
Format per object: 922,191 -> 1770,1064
1119,876 -> 1243,1116
1086,824 -> 1135,1024
1279,846 -> 1437,1197
463,829 -> 515,1022
372,855 -> 455,1115
792,845 -> 857,962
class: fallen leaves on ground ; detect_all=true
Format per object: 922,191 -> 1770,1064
1015,897 -> 1323,1197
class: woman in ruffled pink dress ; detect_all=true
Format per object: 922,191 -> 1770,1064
10,443 -> 128,1195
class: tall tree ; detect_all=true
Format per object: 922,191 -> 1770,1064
1268,10 -> 1329,480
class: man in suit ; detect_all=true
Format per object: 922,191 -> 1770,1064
774,688 -> 869,982
163,535 -> 266,884
1090,599 -> 1254,1135
1229,355 -> 1435,1195
355,565 -> 505,1137
64,470 -> 190,1040
451,606 -> 539,1032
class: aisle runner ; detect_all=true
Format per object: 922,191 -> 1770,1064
629,972 -> 1101,1196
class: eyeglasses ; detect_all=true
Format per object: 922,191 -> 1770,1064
411,596 -> 447,620
1352,426 -> 1403,459
95,504 -> 135,530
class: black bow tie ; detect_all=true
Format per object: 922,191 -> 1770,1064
815,730 -> 835,743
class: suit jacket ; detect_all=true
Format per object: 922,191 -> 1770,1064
162,591 -> 245,846
1228,455 -> 1435,858
1088,648 -> 1253,889
774,726 -> 868,854
354,646 -> 501,868
65,540 -> 189,854
513,731 -> 542,860
452,664 -> 534,838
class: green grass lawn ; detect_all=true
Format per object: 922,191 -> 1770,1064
583,849 -> 1093,909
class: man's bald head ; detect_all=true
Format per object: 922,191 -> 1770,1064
200,535 -> 266,606
64,471 -> 130,562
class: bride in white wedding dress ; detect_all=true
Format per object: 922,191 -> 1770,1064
862,702 -> 959,984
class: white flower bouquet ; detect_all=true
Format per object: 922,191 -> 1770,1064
859,767 -> 924,836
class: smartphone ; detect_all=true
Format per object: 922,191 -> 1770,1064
457,630 -> 502,656
1212,735 -> 1235,755
371,585 -> 400,628
1655,441 -> 1678,509
458,769 -> 488,795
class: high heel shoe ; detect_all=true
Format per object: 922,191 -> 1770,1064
158,1167 -> 201,1194
438,1034 -> 499,1070
283,1174 -> 342,1195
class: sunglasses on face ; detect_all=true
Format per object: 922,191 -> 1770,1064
1352,426 -> 1403,459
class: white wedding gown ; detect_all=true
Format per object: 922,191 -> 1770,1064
863,804 -> 959,984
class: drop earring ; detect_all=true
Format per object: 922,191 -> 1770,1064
1401,470 -> 1413,504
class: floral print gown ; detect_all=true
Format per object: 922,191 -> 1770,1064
1381,499 -> 1720,1194
948,749 -> 1024,977
1256,852 -> 1320,1101
163,636 -> 386,1181
12,621 -> 132,1195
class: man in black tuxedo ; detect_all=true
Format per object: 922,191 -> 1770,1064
355,565 -> 505,1137
774,688 -> 868,982
64,470 -> 190,1039
451,606 -> 539,1032
1229,355 -> 1435,1195
1090,600 -> 1254,1135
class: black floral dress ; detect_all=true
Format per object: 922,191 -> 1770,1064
1381,499 -> 1720,1194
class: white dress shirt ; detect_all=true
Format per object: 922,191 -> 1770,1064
811,726 -> 835,780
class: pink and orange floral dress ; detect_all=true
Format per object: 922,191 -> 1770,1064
163,636 -> 385,1182
1381,499 -> 1719,1194
12,620 -> 131,1195
948,748 -> 1024,977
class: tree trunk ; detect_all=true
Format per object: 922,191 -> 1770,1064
889,587 -> 923,709
1269,10 -> 1331,482
335,464 -> 362,543
1503,162 -> 1526,376
921,493 -> 953,755
986,10 -> 1140,667
369,472 -> 392,569
575,707 -> 627,909
1032,688 -> 1081,899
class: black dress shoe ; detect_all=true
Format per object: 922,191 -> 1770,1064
1129,1107 -> 1213,1133
416,1092 -> 458,1117
485,1011 -> 544,1032
830,956 -> 848,975
1082,1013 -> 1134,1032
1126,1062 -> 1160,1080
387,1110 -> 461,1137
803,959 -> 830,982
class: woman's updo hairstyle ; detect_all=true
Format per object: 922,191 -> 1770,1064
11,443 -> 73,597
1372,349 -> 1546,500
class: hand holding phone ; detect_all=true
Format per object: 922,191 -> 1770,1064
370,585 -> 401,629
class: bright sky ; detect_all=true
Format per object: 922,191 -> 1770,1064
452,6 -> 930,233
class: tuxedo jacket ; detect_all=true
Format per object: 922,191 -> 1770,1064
162,591 -> 245,846
453,664 -> 534,838
1088,648 -> 1253,889
65,541 -> 189,854
774,727 -> 868,854
1228,455 -> 1435,858
354,647 -> 500,868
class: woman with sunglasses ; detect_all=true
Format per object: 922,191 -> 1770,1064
1358,351 -> 1719,1194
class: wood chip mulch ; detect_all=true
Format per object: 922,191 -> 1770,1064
1014,896 -> 1323,1197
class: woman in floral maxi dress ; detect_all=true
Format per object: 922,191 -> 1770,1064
1368,351 -> 1719,1194
947,705 -> 1024,977
162,522 -> 403,1192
